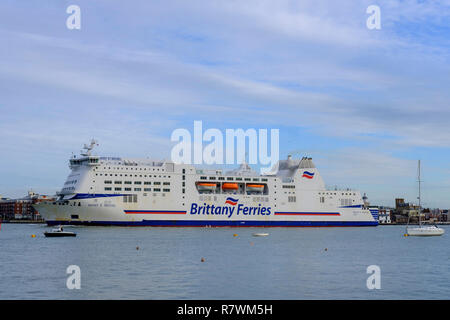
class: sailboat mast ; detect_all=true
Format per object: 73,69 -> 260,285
418,160 -> 421,226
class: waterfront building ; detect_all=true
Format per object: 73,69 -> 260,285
378,207 -> 392,224
0,191 -> 55,221
394,198 -> 423,223
441,210 -> 448,222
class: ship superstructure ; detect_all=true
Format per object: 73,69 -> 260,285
34,141 -> 378,227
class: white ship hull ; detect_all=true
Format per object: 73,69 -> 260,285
33,143 -> 378,227
34,194 -> 377,227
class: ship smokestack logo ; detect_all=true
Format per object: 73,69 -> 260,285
302,171 -> 315,179
225,197 -> 239,206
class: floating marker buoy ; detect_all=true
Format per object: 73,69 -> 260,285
233,234 -> 238,237
31,234 -> 36,238
404,234 -> 409,237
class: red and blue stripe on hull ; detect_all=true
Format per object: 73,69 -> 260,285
46,219 -> 378,227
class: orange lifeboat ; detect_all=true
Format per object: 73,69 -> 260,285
222,183 -> 239,190
246,184 -> 264,192
197,183 -> 217,192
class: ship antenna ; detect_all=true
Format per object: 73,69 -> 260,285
81,138 -> 98,157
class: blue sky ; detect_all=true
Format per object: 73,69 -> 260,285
1,0 -> 450,208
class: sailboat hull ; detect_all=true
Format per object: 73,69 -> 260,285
406,226 -> 445,236
405,161 -> 445,237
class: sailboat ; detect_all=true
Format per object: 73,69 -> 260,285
405,160 -> 444,237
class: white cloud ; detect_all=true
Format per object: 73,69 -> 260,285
1,1 -> 450,205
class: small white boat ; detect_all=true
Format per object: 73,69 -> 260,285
197,183 -> 217,192
252,233 -> 269,237
405,161 -> 444,237
44,226 -> 77,237
406,225 -> 445,237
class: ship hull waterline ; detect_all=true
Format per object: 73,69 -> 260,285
44,219 -> 378,227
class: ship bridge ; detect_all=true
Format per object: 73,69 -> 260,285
69,139 -> 101,168
69,156 -> 100,168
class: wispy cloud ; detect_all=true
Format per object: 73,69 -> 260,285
0,1 -> 449,206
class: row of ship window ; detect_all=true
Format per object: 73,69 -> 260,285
64,180 -> 78,185
199,176 -> 268,182
104,181 -> 170,185
105,187 -> 170,192
319,192 -> 356,196
319,197 -> 354,205
101,167 -> 164,171
96,173 -> 171,178
198,195 -> 270,202
340,198 -> 354,206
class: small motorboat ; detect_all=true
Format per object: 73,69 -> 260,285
44,226 -> 76,237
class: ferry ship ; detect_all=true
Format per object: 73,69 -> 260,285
34,140 -> 378,227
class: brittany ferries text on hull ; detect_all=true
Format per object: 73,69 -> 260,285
34,140 -> 378,227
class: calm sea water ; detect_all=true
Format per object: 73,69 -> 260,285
0,223 -> 449,300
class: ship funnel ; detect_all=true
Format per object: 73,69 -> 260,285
299,157 -> 315,169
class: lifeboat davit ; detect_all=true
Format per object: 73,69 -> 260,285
222,183 -> 239,190
246,184 -> 264,192
197,183 -> 217,192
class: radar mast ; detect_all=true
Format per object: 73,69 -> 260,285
81,139 -> 98,157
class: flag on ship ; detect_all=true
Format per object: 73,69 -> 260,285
302,171 -> 315,179
225,197 -> 239,205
